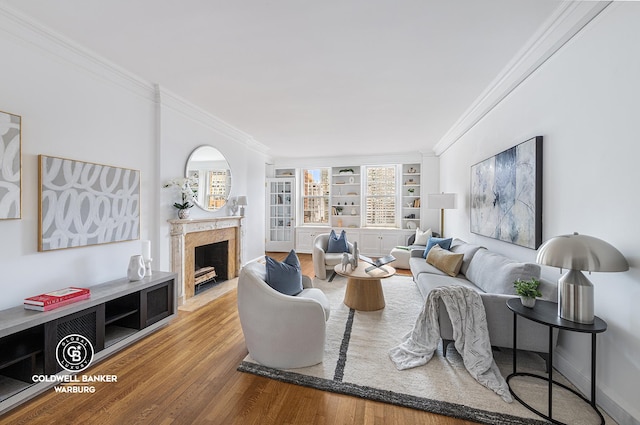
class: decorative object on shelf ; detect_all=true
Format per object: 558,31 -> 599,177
350,207 -> 357,216
336,206 -> 343,215
142,240 -> 152,277
339,168 -> 354,174
536,232 -> 628,324
405,178 -> 415,184
407,187 -> 415,194
471,136 -> 542,249
427,193 -> 456,238
513,278 -> 542,308
0,110 -> 21,220
237,195 -> 248,216
229,197 -> 239,215
407,167 -> 417,174
348,176 -> 355,184
24,286 -> 90,311
406,221 -> 417,230
39,155 -> 140,251
164,176 -> 197,219
127,255 -> 145,281
337,218 -> 343,227
347,192 -> 358,196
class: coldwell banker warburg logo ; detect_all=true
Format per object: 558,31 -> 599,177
56,334 -> 94,372
32,333 -> 118,394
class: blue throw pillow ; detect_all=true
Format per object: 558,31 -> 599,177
265,250 -> 303,296
327,229 -> 349,253
423,237 -> 453,258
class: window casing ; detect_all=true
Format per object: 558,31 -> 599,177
364,165 -> 398,227
301,168 -> 330,225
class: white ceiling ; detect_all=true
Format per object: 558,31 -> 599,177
2,0 -> 562,159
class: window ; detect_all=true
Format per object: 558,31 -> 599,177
302,168 -> 330,225
364,165 -> 397,227
207,170 -> 231,209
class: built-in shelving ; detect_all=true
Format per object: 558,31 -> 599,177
401,163 -> 421,230
331,166 -> 361,228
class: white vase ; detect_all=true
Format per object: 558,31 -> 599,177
178,209 -> 190,219
127,255 -> 145,281
520,296 -> 536,308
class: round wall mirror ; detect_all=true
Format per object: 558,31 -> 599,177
185,146 -> 232,211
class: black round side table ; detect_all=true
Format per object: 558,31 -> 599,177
506,298 -> 607,425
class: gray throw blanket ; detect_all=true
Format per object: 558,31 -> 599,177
389,286 -> 513,403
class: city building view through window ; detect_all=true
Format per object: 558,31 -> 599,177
302,168 -> 330,224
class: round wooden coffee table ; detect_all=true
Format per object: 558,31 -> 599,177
334,262 -> 396,311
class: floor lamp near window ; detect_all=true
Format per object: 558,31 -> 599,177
427,193 -> 456,238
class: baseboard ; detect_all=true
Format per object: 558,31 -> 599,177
554,346 -> 639,425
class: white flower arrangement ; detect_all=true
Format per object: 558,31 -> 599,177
163,176 -> 198,210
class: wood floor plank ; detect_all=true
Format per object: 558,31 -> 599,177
0,253 -> 476,425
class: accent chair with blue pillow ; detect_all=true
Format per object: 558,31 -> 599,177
237,254 -> 331,369
326,229 -> 349,253
312,231 -> 354,280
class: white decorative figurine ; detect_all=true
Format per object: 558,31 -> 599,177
341,253 -> 351,272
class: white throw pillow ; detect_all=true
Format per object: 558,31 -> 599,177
415,228 -> 432,246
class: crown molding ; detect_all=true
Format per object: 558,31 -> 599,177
433,1 -> 612,156
272,151 -> 426,169
156,86 -> 270,156
0,4 -> 155,101
0,3 -> 270,157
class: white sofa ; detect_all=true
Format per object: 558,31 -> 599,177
237,260 -> 331,369
410,238 -> 558,366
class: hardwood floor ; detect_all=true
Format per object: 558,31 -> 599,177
1,253 -> 475,425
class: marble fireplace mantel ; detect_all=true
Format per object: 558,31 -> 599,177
169,217 -> 242,303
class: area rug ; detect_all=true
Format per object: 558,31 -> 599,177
238,275 -> 611,425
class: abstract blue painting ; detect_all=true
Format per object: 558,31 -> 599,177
470,137 -> 542,249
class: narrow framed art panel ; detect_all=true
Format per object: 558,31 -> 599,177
38,155 -> 140,251
470,136 -> 542,249
0,110 -> 21,220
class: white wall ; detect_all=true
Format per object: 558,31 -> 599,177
439,4 -> 640,423
0,8 -> 268,311
157,90 -> 267,275
0,13 -> 156,311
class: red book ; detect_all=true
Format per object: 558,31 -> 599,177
24,292 -> 91,311
24,287 -> 91,307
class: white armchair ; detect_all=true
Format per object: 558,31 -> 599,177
312,233 -> 354,280
237,261 -> 330,369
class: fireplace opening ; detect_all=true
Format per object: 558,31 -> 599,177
194,241 -> 228,295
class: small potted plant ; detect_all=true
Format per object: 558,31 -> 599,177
514,278 -> 542,308
335,206 -> 343,215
